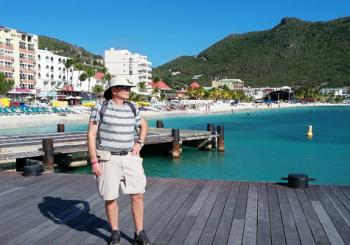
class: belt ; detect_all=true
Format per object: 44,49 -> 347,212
111,151 -> 129,156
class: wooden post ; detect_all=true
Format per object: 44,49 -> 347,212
57,124 -> 65,132
156,120 -> 164,128
42,138 -> 54,172
171,129 -> 180,158
217,125 -> 225,152
205,124 -> 214,150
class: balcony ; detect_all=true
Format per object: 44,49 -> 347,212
0,55 -> 14,61
20,79 -> 35,84
19,48 -> 27,53
4,44 -> 14,50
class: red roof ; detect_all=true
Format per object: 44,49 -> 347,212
189,82 -> 201,89
94,72 -> 105,80
149,80 -> 172,90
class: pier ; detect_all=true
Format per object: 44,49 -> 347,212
0,172 -> 349,244
0,122 -> 223,171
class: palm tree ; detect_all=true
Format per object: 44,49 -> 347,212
137,82 -> 147,101
73,61 -> 83,87
79,67 -> 96,101
64,59 -> 75,86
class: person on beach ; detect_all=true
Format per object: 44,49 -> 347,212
87,77 -> 152,245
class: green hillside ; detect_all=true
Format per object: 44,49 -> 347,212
153,17 -> 350,88
38,36 -> 102,65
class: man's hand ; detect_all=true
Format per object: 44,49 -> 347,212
131,143 -> 142,155
92,162 -> 102,176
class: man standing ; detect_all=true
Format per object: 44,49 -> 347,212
87,77 -> 152,245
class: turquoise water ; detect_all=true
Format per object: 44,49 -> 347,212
2,106 -> 350,185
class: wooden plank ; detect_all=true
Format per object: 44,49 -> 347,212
154,181 -> 205,245
233,182 -> 249,220
266,183 -> 286,245
330,186 -> 350,212
286,188 -> 315,245
227,219 -> 245,245
147,180 -> 199,243
198,181 -> 232,244
257,183 -> 271,245
276,185 -> 301,245
310,185 -> 350,244
295,189 -> 331,245
167,181 -> 214,245
242,183 -> 258,245
310,200 -> 345,245
212,182 -> 240,245
183,181 -> 223,245
323,186 -> 350,227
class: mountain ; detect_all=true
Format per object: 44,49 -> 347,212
153,17 -> 350,88
38,36 -> 102,64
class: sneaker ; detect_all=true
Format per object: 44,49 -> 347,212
110,230 -> 121,245
134,230 -> 152,245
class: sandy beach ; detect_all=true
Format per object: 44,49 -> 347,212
0,102 -> 348,130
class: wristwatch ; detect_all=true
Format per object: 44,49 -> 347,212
137,139 -> 144,147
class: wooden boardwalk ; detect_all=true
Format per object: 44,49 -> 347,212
0,172 -> 349,244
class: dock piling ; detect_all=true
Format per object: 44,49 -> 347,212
156,120 -> 164,128
42,138 -> 54,172
171,129 -> 181,158
217,125 -> 225,152
57,124 -> 65,132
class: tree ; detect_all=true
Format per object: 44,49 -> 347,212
73,61 -> 84,87
64,59 -> 75,85
92,84 -> 104,98
0,73 -> 14,95
79,67 -> 96,101
137,82 -> 147,101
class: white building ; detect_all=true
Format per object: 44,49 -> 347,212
212,79 -> 244,90
104,48 -> 152,88
36,49 -> 102,95
36,49 -> 73,92
243,86 -> 292,100
320,88 -> 348,96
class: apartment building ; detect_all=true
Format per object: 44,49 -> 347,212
0,26 -> 38,90
104,48 -> 152,88
36,49 -> 74,92
212,79 -> 245,91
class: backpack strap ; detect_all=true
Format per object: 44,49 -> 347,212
125,101 -> 136,117
99,100 -> 109,125
125,101 -> 140,137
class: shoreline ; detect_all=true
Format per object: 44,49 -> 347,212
0,102 -> 348,130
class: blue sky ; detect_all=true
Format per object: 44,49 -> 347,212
1,0 -> 349,66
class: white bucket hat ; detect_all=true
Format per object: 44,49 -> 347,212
104,77 -> 136,99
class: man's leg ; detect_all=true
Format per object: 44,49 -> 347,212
130,193 -> 144,231
105,199 -> 119,230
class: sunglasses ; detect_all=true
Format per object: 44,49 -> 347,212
115,86 -> 131,90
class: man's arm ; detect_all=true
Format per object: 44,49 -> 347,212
132,117 -> 148,155
87,122 -> 101,176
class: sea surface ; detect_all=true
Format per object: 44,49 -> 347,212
1,106 -> 349,185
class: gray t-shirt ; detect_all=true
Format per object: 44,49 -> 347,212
89,100 -> 142,152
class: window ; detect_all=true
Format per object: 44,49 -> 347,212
38,64 -> 41,69
38,73 -> 41,78
38,55 -> 41,60
28,44 -> 34,50
19,42 -> 26,49
6,39 -> 12,46
50,57 -> 54,62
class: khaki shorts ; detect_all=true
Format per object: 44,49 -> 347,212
95,150 -> 147,200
